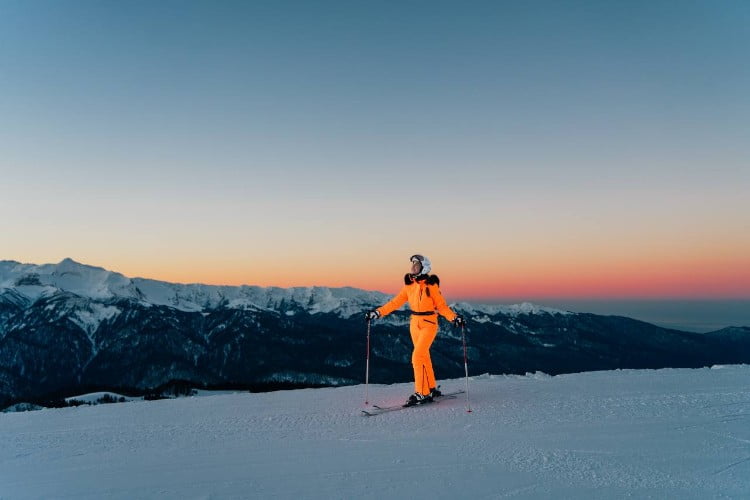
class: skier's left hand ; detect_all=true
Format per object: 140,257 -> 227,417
453,314 -> 466,327
364,310 -> 381,322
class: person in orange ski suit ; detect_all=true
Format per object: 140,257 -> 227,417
365,254 -> 465,406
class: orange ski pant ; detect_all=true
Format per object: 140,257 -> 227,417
410,316 -> 438,395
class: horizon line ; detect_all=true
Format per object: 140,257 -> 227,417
3,257 -> 749,302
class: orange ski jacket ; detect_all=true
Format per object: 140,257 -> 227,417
377,274 -> 458,322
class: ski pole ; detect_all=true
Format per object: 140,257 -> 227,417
461,324 -> 472,413
365,318 -> 371,405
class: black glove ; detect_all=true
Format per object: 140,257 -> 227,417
364,310 -> 381,322
453,314 -> 466,327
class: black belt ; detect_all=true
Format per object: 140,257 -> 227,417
411,311 -> 436,316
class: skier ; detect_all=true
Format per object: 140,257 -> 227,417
365,254 -> 465,406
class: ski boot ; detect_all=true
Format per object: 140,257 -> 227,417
404,392 -> 433,407
429,386 -> 442,399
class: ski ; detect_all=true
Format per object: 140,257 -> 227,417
361,390 -> 465,417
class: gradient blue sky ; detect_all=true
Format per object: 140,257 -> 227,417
1,1 -> 749,303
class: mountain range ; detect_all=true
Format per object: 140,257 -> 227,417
1,258 -> 748,409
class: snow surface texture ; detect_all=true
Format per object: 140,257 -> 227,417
1,366 -> 748,499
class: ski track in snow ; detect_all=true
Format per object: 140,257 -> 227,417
1,366 -> 749,499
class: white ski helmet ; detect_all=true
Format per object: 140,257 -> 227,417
410,254 -> 431,275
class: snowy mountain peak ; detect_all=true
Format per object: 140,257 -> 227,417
0,258 -> 134,302
454,301 -> 570,317
0,259 -> 392,316
58,257 -> 84,267
0,259 -> 567,319
52,257 -> 116,279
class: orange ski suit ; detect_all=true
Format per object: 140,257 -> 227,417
376,275 -> 458,395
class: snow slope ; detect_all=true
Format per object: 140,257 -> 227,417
1,366 -> 749,499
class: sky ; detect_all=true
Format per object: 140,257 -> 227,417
1,0 -> 749,302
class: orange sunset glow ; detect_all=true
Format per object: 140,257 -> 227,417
12,245 -> 743,303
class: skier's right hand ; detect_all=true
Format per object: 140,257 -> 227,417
364,310 -> 381,322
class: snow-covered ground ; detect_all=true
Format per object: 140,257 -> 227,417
1,366 -> 749,499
